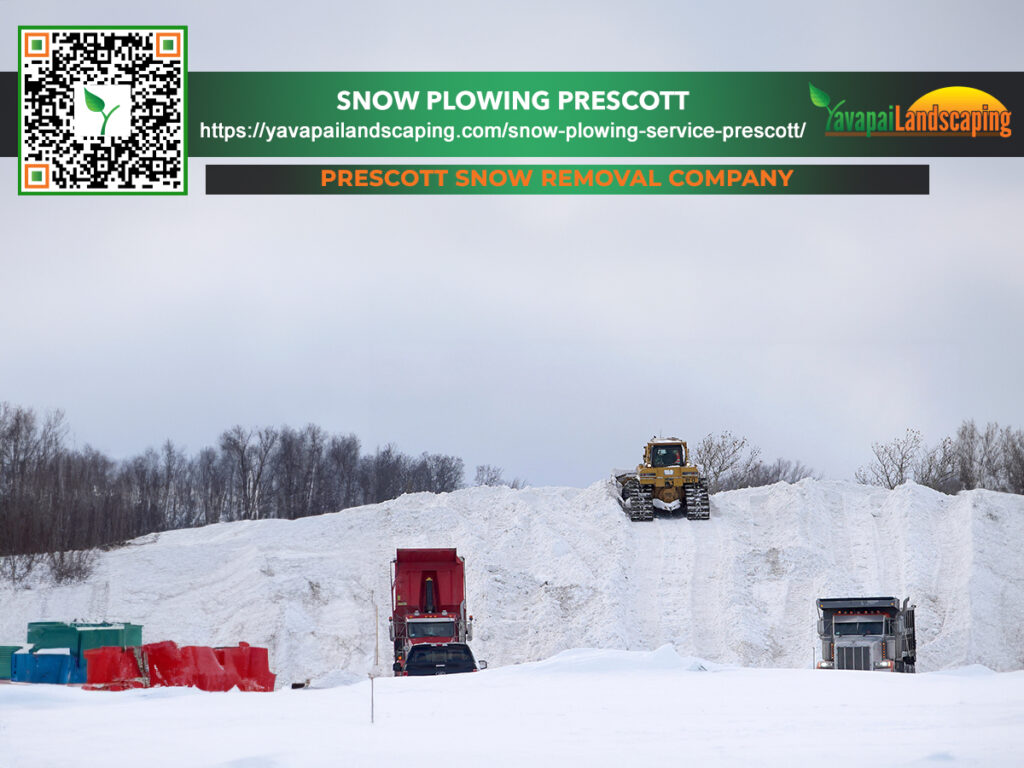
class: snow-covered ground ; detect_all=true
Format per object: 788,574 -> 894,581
3,479 -> 1024,766
2,647 -> 1023,767
2,479 -> 1023,684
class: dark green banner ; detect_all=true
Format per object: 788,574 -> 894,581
205,164 -> 929,195
189,72 -> 1021,157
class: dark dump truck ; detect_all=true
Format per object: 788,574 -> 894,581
816,596 -> 917,673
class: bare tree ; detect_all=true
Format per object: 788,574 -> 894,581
428,454 -> 464,492
47,549 -> 97,583
194,447 -> 230,525
855,428 -> 922,489
361,444 -> 408,504
159,440 -> 193,529
0,554 -> 39,584
325,433 -> 361,509
273,426 -> 308,520
473,464 -> 525,489
954,420 -> 1002,491
405,454 -> 434,494
300,424 -> 326,517
693,432 -> 761,493
219,426 -> 279,520
914,436 -> 958,493
474,464 -> 505,486
1000,426 -> 1024,495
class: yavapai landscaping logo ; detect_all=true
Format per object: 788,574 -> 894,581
808,82 -> 1012,138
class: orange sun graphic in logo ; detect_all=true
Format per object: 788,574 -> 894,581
900,86 -> 1011,137
908,86 -> 1007,114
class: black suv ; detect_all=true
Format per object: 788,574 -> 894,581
402,643 -> 486,676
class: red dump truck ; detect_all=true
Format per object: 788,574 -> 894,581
389,548 -> 477,675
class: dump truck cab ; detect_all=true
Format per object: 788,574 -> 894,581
816,597 -> 916,673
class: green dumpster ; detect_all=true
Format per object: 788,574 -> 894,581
0,645 -> 24,679
26,622 -> 79,652
77,624 -> 143,662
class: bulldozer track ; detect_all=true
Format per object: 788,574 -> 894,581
614,475 -> 710,522
684,481 -> 711,520
620,477 -> 654,521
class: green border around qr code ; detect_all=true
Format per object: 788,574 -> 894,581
17,25 -> 189,196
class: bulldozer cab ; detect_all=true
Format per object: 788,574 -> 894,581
647,441 -> 687,468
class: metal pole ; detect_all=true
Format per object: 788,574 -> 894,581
369,673 -> 374,724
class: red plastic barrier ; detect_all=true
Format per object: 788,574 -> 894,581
83,646 -> 142,685
245,646 -> 275,692
145,640 -> 192,687
182,645 -> 232,692
82,638 -> 276,696
215,642 -> 276,692
215,644 -> 250,682
83,640 -> 275,692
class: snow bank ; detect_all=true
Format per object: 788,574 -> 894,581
1,479 -> 1022,685
3,646 -> 1023,768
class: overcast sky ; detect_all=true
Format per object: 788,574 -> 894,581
2,1 -> 1022,487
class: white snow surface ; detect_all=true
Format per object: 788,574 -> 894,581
2,479 -> 1024,686
2,647 -> 1023,767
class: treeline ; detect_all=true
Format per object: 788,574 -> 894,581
6,400 -> 1019,584
0,402 -> 485,577
691,431 -> 817,493
856,420 -> 1024,494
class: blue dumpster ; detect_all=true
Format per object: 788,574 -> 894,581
10,651 -> 85,684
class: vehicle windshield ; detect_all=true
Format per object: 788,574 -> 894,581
408,620 -> 455,638
835,621 -> 884,636
651,445 -> 683,467
405,645 -> 477,673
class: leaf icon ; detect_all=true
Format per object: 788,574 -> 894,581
808,82 -> 830,109
84,87 -> 106,113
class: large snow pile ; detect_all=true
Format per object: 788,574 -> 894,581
3,646 -> 1023,767
1,479 -> 1022,685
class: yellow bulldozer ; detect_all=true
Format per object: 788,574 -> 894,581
614,437 -> 710,521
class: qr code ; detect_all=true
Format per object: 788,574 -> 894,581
19,27 -> 187,194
